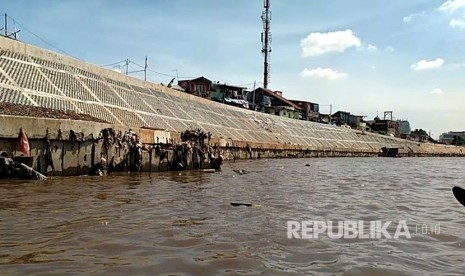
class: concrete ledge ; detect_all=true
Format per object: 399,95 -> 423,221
0,115 -> 463,176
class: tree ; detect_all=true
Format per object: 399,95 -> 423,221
410,129 -> 428,137
410,128 -> 430,141
452,136 -> 465,146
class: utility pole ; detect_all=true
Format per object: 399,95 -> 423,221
1,14 -> 20,40
4,13 -> 7,37
330,104 -> 333,124
253,80 -> 256,110
144,56 -> 148,81
261,0 -> 271,89
125,59 -> 129,76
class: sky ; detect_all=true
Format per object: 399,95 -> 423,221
1,0 -> 464,138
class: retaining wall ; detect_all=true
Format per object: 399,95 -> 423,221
0,36 -> 463,175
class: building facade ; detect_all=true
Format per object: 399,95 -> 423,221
290,100 -> 320,121
248,88 -> 303,118
331,111 -> 351,126
439,131 -> 465,144
210,83 -> 246,102
348,115 -> 366,130
398,120 -> 411,135
369,117 -> 400,136
178,77 -> 212,97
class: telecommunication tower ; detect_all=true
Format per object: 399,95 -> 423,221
261,0 -> 271,89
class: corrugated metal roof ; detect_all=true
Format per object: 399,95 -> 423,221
257,88 -> 304,111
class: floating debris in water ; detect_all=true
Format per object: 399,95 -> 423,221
233,169 -> 247,175
231,202 -> 252,207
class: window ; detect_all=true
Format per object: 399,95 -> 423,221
195,84 -> 206,93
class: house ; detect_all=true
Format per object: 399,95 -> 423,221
178,77 -> 212,97
439,131 -> 465,144
397,120 -> 411,136
319,113 -> 331,124
331,111 -> 351,126
248,87 -> 303,119
210,83 -> 248,108
368,116 -> 400,136
348,114 -> 366,130
211,83 -> 246,100
290,100 -> 320,121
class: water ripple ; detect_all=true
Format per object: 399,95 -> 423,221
1,157 -> 465,275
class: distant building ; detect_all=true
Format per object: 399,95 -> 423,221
439,131 -> 465,144
331,111 -> 351,126
397,120 -> 411,135
290,100 -> 320,122
248,88 -> 303,119
348,115 -> 366,130
210,83 -> 248,108
368,116 -> 400,136
319,113 -> 331,124
178,77 -> 212,97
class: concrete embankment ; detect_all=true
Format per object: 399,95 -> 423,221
0,115 -> 463,176
0,36 -> 464,176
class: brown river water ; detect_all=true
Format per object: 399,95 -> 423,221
1,157 -> 465,275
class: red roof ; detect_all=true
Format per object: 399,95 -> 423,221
178,76 -> 212,84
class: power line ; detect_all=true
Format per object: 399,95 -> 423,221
237,82 -> 255,87
129,60 -> 144,69
2,14 -> 220,84
6,14 -> 77,59
128,59 -> 197,79
100,57 -> 197,80
100,59 -> 127,67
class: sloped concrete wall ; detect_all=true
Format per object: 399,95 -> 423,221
0,36 -> 464,164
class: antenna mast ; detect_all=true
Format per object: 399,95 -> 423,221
261,0 -> 271,89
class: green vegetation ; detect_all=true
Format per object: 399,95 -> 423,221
410,129 -> 429,138
410,128 -> 431,141
452,136 -> 465,146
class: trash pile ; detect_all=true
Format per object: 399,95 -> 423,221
0,102 -> 107,123
171,128 -> 221,171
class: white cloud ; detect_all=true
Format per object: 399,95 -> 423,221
365,44 -> 378,52
403,13 -> 417,22
403,11 -> 427,23
300,29 -> 362,57
438,1 -> 465,29
430,88 -> 444,95
410,58 -> 445,71
403,15 -> 414,22
385,46 -> 395,52
438,0 -> 465,14
301,67 -> 347,80
450,18 -> 465,28
357,43 -> 378,52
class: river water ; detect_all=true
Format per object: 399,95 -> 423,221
1,157 -> 465,275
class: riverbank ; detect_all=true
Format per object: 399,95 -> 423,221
0,115 -> 463,177
0,36 -> 464,177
